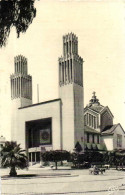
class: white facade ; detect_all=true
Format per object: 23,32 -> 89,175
102,124 -> 125,151
10,33 -> 84,161
11,99 -> 62,151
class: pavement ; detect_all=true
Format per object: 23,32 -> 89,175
0,166 -> 125,195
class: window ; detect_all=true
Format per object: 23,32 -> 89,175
94,117 -> 96,129
84,115 -> 86,126
117,134 -> 122,147
87,113 -> 89,125
92,115 -> 94,128
89,114 -> 91,126
87,133 -> 89,143
92,134 -> 95,143
97,135 -> 100,144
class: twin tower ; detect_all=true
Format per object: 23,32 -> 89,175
10,33 -> 84,151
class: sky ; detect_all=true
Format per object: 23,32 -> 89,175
0,0 -> 125,140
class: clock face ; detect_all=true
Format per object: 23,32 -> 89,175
41,131 -> 49,141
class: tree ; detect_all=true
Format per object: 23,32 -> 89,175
75,142 -> 83,153
0,0 -> 36,47
41,150 -> 70,170
1,141 -> 28,176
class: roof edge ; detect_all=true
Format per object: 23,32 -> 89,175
18,98 -> 61,109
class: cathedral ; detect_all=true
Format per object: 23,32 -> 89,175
10,33 -> 125,163
10,33 -> 84,162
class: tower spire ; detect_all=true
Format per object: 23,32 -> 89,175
59,32 -> 83,87
89,92 -> 100,106
10,55 -> 32,107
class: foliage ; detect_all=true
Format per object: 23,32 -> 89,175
107,149 -> 125,169
71,151 -> 104,168
1,141 -> 28,176
41,150 -> 70,169
0,0 -> 36,47
75,142 -> 83,153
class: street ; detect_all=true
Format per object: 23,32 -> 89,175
1,167 -> 125,195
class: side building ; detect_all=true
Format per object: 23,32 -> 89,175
84,92 -> 125,151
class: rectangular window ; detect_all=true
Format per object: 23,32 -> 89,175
117,134 -> 122,147
70,59 -> 72,80
65,61 -> 67,81
62,62 -> 64,83
92,134 -> 95,143
89,114 -> 91,126
68,60 -> 70,82
84,115 -> 86,126
92,115 -> 94,128
94,117 -> 96,129
97,135 -> 100,144
87,133 -> 89,143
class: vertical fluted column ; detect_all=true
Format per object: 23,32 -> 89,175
78,60 -> 81,85
80,63 -> 82,86
81,62 -> 83,86
11,79 -> 12,98
31,79 -> 32,100
75,60 -> 77,83
16,77 -> 17,98
60,63 -> 62,85
74,59 -> 76,83
17,77 -> 18,97
21,77 -> 23,97
63,37 -> 65,56
63,61 -> 65,83
67,60 -> 69,83
27,79 -> 29,98
59,63 -> 61,85
69,59 -> 71,83
66,60 -> 68,83
71,59 -> 72,82
61,63 -> 63,84
24,77 -> 26,98
16,77 -> 19,98
13,79 -> 14,98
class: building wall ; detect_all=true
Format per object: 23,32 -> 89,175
11,100 -> 62,151
74,83 -> 84,149
59,84 -> 75,151
100,110 -> 113,131
102,125 -> 125,150
84,110 -> 100,132
84,132 -> 100,144
102,135 -> 113,151
113,125 -> 125,149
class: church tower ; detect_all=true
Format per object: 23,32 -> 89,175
10,55 -> 32,141
59,33 -> 84,151
10,55 -> 32,107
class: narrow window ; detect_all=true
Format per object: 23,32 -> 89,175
117,134 -> 122,147
62,62 -> 64,83
87,133 -> 89,143
66,42 -> 68,53
68,60 -> 70,82
92,134 -> 95,143
70,59 -> 72,80
65,61 -> 67,81
94,117 -> 96,129
84,115 -> 86,126
97,135 -> 100,144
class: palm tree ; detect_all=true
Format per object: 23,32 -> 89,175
1,141 -> 28,176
